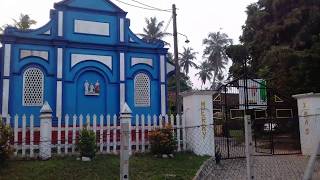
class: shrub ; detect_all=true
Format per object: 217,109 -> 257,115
149,125 -> 177,155
77,128 -> 97,159
0,118 -> 13,166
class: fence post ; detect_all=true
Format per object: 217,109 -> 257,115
120,103 -> 132,180
245,115 -> 254,180
39,101 -> 53,160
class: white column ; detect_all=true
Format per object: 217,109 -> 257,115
2,79 -> 10,117
58,11 -> 64,37
39,102 -> 53,160
3,44 -> 11,77
120,103 -> 132,180
2,44 -> 11,117
56,48 -> 63,118
293,93 -> 320,155
160,55 -> 166,115
182,91 -> 215,156
245,115 -> 254,180
120,53 -> 125,109
120,18 -> 125,42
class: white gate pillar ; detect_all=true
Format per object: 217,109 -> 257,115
293,92 -> 320,155
39,101 -> 53,160
120,103 -> 132,180
181,90 -> 216,156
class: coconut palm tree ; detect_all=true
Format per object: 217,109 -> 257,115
196,61 -> 213,89
139,17 -> 170,45
0,14 -> 36,34
203,31 -> 232,88
179,47 -> 198,75
13,14 -> 37,30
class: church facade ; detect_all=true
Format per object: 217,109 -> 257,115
0,0 -> 174,125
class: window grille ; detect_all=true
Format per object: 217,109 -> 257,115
134,73 -> 150,107
23,67 -> 44,106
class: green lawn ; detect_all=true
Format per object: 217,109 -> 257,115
0,153 -> 208,180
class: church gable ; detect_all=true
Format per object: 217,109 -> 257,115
2,0 -> 166,49
54,0 -> 126,14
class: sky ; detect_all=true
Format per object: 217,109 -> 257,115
0,0 -> 257,89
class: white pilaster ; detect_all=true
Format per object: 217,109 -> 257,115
2,79 -> 10,117
161,84 -> 166,115
3,44 -> 11,76
160,55 -> 165,83
56,81 -> 62,118
160,55 -> 166,115
57,48 -> 63,79
58,11 -> 64,37
120,18 -> 125,42
120,53 -> 125,81
120,83 -> 125,108
56,48 -> 63,118
120,53 -> 125,109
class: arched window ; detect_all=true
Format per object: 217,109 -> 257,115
134,73 -> 150,107
23,67 -> 44,106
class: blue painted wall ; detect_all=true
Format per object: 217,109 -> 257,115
0,0 -> 170,126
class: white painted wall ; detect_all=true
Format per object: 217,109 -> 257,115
182,91 -> 215,156
293,93 -> 320,155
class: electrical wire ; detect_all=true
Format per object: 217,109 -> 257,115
113,0 -> 171,12
129,0 -> 172,12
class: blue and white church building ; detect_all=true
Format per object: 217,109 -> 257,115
0,0 -> 174,124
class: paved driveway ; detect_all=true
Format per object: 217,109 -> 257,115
195,155 -> 320,180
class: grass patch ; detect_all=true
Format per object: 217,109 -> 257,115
0,153 -> 208,180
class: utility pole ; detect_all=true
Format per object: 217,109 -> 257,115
172,4 -> 181,115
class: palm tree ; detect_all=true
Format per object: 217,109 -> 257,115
179,47 -> 198,75
13,14 -> 37,30
196,61 -> 213,89
203,31 -> 232,88
0,14 -> 36,34
139,17 -> 170,45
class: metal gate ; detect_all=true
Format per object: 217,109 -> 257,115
213,78 -> 301,159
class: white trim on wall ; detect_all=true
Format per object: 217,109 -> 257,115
4,44 -> 11,77
160,55 -> 165,83
71,54 -> 113,70
56,81 -> 62,118
120,53 -> 125,81
161,84 -> 166,115
2,79 -> 10,117
20,50 -> 49,61
120,18 -> 124,42
57,48 -> 63,79
74,20 -> 110,36
58,11 -> 64,37
120,83 -> 125,109
43,29 -> 51,35
131,58 -> 153,67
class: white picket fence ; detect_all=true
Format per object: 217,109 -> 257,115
4,114 -> 187,158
